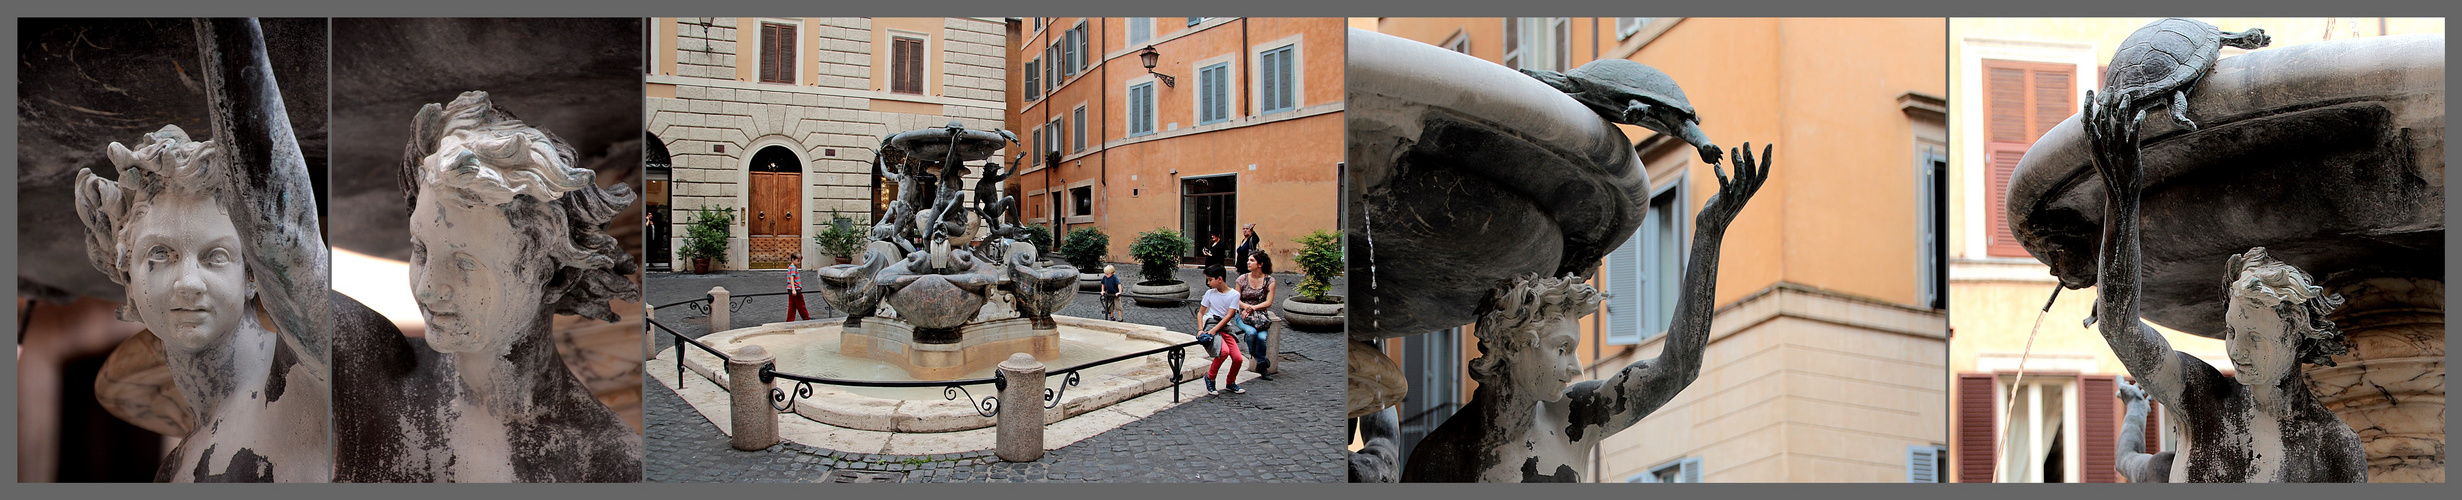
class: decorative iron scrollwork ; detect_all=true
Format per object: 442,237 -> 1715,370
1042,370 -> 1082,409
944,384 -> 998,417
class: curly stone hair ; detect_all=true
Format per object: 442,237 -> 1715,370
1466,273 -> 1604,390
2223,247 -> 2348,367
75,125 -> 250,322
400,91 -> 639,323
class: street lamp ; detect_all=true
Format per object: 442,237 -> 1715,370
1138,45 -> 1176,87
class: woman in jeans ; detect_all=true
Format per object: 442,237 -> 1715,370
1234,252 -> 1278,378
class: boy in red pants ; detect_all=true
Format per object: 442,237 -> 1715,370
785,253 -> 813,321
1197,266 -> 1247,395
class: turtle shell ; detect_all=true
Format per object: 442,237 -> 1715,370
2104,18 -> 2226,103
1564,59 -> 1697,118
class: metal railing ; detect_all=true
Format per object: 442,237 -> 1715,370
649,290 -> 1200,418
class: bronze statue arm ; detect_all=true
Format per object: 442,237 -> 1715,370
1572,143 -> 1771,439
2083,92 -> 2198,406
199,18 -> 329,381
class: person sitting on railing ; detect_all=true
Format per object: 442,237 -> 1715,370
785,253 -> 812,321
1195,266 -> 1249,395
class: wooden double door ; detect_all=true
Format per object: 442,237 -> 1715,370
748,171 -> 800,269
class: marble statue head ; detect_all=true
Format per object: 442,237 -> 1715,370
75,125 -> 258,353
1467,273 -> 1602,402
399,91 -> 638,355
2221,247 -> 2348,387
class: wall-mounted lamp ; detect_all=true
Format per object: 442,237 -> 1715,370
1137,45 -> 1176,87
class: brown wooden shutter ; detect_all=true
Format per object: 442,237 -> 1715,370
1956,373 -> 1998,483
1980,59 -> 2074,258
892,37 -> 924,94
758,24 -> 795,84
2081,376 -> 2119,483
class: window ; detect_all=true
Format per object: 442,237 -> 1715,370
1030,127 -> 1044,166
1957,374 -> 2163,483
1907,445 -> 1946,483
1442,32 -> 1470,54
1198,63 -> 1231,124
1128,18 -> 1152,47
1069,186 -> 1093,217
1397,329 -> 1462,462
1071,106 -> 1087,152
1634,457 -> 1702,483
1504,18 -> 1570,71
1128,82 -> 1155,136
1918,144 -> 1947,309
1062,22 -> 1086,78
1024,58 -> 1040,101
1187,17 -> 1204,27
1981,59 -> 2074,258
1617,18 -> 1653,40
1048,117 -> 1064,160
757,22 -> 796,84
890,36 -> 924,94
1045,45 -> 1060,92
1258,45 -> 1297,114
1602,177 -> 1686,345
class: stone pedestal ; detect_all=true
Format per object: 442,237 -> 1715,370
708,286 -> 731,334
726,345 -> 778,451
995,353 -> 1045,462
2306,278 -> 2445,483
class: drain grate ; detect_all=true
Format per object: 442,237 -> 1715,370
825,470 -> 907,483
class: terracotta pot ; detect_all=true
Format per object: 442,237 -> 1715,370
1282,296 -> 1345,332
692,258 -> 712,274
834,255 -> 852,265
1129,281 -> 1189,307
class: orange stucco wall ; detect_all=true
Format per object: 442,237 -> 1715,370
1008,18 -> 1344,265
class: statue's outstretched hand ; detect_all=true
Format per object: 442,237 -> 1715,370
1699,142 -> 1771,230
2083,91 -> 2144,195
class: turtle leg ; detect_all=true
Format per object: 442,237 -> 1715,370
2170,91 -> 2197,131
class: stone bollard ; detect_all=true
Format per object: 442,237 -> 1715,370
995,353 -> 1046,462
708,286 -> 731,333
726,345 -> 778,451
1263,322 -> 1283,375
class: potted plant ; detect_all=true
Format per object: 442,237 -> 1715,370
1282,229 -> 1345,331
1127,228 -> 1191,307
1060,227 -> 1110,291
815,211 -> 866,265
678,205 -> 736,274
1023,223 -> 1055,259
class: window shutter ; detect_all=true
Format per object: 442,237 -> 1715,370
759,23 -> 794,84
1957,374 -> 1998,483
1129,18 -> 1150,47
891,37 -> 923,94
1981,59 -> 2074,258
1072,107 -> 1086,152
1603,238 -> 1642,345
1908,445 -> 1942,483
2081,375 -> 2119,483
1681,457 -> 1702,483
1031,128 -> 1043,166
1277,47 -> 1295,110
1024,59 -> 1039,101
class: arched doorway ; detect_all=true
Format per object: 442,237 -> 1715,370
747,145 -> 803,269
644,131 -> 673,271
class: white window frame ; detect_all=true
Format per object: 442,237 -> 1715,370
1196,61 -> 1233,125
885,30 -> 933,95
1126,79 -> 1157,137
1631,456 -> 1702,483
1992,375 -> 2083,483
1127,18 -> 1152,47
755,18 -> 803,85
1047,117 -> 1064,162
1253,37 -> 1303,115
1617,18 -> 1652,40
1441,30 -> 1470,54
1916,142 -> 1947,309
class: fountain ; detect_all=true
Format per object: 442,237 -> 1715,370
2006,34 -> 2444,482
814,121 -> 1084,379
658,122 -> 1209,439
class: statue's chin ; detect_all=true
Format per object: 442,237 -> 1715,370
425,326 -> 489,354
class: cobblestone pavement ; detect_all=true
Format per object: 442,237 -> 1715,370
643,264 -> 1348,483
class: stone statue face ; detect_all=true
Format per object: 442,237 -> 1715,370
2223,294 -> 2300,389
1515,319 -> 1585,402
126,192 -> 249,353
409,190 -> 547,354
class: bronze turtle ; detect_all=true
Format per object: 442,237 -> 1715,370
1523,59 -> 1723,165
2102,18 -> 2270,130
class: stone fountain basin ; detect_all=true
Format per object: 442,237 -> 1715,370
1345,28 -> 1649,341
886,126 -> 1011,163
675,316 -> 1203,433
2007,33 -> 2444,337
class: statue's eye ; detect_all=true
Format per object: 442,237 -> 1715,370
455,255 -> 481,272
205,248 -> 232,266
148,245 -> 172,262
